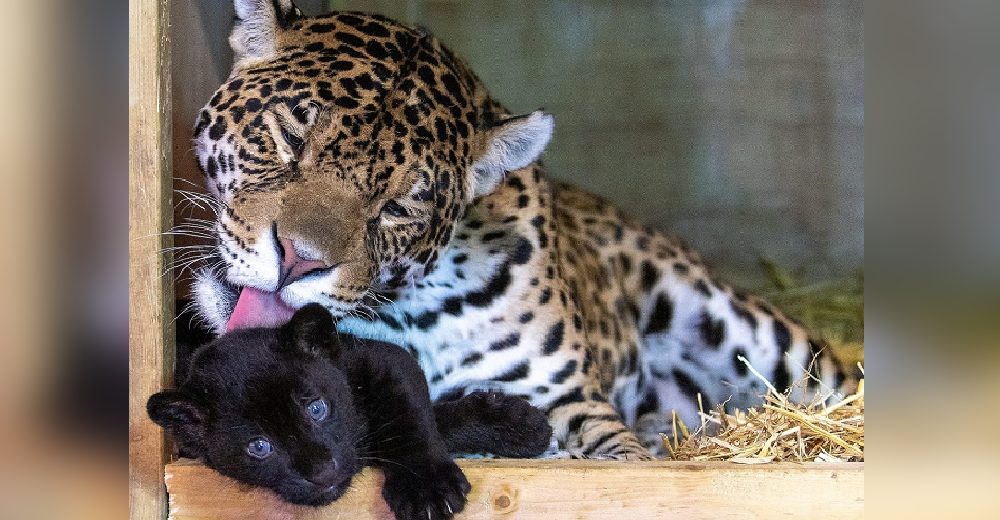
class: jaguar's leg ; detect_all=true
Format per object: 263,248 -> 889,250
546,390 -> 653,460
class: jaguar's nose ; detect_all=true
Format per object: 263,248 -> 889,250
277,237 -> 329,287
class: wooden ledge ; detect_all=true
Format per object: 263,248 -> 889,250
165,459 -> 863,519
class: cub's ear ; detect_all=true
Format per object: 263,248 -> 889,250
280,303 -> 339,360
147,390 -> 207,457
470,110 -> 554,198
230,0 -> 303,65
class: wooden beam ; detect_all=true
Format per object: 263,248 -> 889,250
129,0 -> 174,519
166,459 -> 863,519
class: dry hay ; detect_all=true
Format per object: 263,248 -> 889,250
665,363 -> 864,464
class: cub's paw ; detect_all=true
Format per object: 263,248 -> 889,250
382,459 -> 471,520
466,392 -> 554,457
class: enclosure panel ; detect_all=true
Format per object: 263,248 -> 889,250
129,0 -> 174,518
166,459 -> 864,520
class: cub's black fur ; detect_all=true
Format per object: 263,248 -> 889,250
148,304 -> 550,518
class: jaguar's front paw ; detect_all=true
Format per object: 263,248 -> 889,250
382,459 -> 471,520
466,392 -> 554,457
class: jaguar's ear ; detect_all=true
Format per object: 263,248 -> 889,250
470,110 -> 554,198
147,390 -> 207,457
230,0 -> 304,65
280,303 -> 339,360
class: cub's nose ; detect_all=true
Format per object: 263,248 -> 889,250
306,459 -> 340,488
278,237 -> 329,287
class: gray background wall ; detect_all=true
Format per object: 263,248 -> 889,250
172,0 -> 863,290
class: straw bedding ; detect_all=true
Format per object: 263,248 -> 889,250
664,365 -> 864,463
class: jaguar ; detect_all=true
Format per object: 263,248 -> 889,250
188,0 -> 859,459
150,303 -> 550,517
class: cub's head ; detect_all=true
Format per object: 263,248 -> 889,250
191,1 -> 553,332
147,304 -> 362,506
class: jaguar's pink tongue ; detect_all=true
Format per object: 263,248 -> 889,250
225,286 -> 296,332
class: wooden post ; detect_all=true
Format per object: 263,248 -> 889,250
129,0 -> 173,519
166,459 -> 864,519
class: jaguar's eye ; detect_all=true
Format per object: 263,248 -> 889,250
381,200 -> 410,219
247,437 -> 273,459
306,398 -> 329,421
280,127 -> 304,155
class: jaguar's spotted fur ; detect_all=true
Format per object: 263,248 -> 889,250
190,1 -> 858,459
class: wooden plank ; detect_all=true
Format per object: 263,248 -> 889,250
166,459 -> 863,519
129,0 -> 174,519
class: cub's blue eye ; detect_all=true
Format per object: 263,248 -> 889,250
306,398 -> 329,421
247,437 -> 273,459
381,200 -> 409,218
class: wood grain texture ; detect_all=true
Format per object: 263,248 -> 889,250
129,0 -> 174,519
166,459 -> 863,519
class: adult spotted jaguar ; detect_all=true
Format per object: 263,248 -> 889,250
189,0 -> 858,459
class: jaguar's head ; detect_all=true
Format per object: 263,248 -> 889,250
190,1 -> 553,333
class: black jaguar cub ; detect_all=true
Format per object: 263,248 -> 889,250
148,304 -> 551,519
